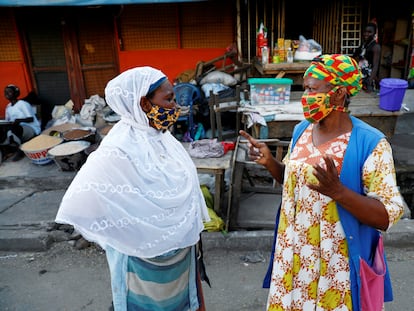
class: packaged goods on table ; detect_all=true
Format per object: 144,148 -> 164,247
248,78 -> 293,105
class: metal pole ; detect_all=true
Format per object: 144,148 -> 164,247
236,0 -> 242,61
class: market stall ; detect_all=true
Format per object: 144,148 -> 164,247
239,91 -> 402,140
253,59 -> 311,85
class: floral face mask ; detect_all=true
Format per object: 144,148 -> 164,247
301,86 -> 348,123
146,104 -> 181,131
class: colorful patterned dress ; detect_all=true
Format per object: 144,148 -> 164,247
266,124 -> 403,311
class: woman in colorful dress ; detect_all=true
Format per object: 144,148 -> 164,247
56,66 -> 210,310
240,54 -> 404,310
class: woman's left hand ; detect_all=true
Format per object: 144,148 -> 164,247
307,155 -> 344,200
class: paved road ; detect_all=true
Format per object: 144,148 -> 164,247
1,241 -> 414,311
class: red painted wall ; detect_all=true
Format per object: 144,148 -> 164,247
0,62 -> 32,119
119,48 -> 232,82
0,48 -> 232,118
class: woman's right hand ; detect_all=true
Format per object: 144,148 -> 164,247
239,130 -> 285,183
239,130 -> 272,167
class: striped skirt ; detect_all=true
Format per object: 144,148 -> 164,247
105,245 -> 205,311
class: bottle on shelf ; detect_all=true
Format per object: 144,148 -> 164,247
256,21 -> 268,58
262,46 -> 269,65
287,47 -> 293,63
272,44 -> 280,63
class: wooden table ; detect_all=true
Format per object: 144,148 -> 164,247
254,60 -> 311,85
182,143 -> 233,214
241,91 -> 402,139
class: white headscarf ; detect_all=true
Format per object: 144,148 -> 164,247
56,67 -> 209,258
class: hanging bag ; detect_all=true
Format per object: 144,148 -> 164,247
359,234 -> 386,311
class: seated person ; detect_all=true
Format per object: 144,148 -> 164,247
0,84 -> 41,161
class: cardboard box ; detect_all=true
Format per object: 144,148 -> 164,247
248,78 -> 293,105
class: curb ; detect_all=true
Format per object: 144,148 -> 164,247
203,219 -> 414,250
1,219 -> 414,252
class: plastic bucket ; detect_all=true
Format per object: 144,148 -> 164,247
20,134 -> 63,165
379,78 -> 408,111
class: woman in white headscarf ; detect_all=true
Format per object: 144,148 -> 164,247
56,66 -> 210,311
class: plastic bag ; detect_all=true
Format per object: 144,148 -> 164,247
49,100 -> 76,126
297,35 -> 322,53
294,35 -> 322,61
204,208 -> 225,232
200,185 -> 224,232
188,138 -> 224,158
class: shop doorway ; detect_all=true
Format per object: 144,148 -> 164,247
16,7 -> 118,129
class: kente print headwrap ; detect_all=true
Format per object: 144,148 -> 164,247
303,54 -> 362,96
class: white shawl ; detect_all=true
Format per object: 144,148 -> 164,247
56,67 -> 209,258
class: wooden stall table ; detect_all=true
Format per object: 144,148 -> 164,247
182,142 -> 233,214
254,60 -> 311,85
240,91 -> 402,140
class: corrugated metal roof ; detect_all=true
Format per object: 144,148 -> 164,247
0,0 -> 205,6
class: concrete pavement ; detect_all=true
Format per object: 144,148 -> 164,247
1,89 -> 414,252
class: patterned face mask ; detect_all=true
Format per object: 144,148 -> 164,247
146,104 -> 181,130
301,87 -> 348,123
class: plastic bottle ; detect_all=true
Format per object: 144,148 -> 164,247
256,22 -> 268,57
262,46 -> 269,65
287,47 -> 293,63
272,44 -> 280,63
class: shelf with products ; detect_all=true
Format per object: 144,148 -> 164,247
253,59 -> 311,87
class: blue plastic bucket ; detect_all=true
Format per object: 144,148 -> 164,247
379,78 -> 408,111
